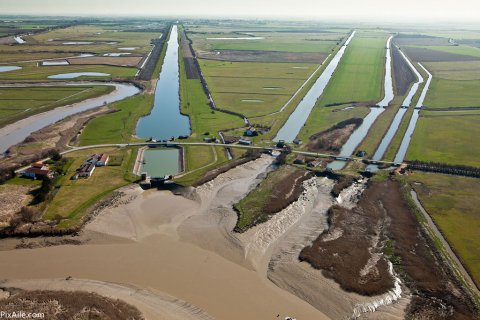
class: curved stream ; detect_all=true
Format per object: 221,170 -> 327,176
0,82 -> 141,153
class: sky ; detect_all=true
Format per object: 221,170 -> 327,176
1,0 -> 479,23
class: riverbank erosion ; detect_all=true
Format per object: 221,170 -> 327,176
0,156 -> 331,320
0,156 -> 477,319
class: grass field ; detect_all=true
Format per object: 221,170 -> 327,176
406,114 -> 480,167
318,34 -> 387,106
408,45 -> 480,58
179,45 -> 244,138
424,78 -> 480,108
0,63 -> 137,81
408,172 -> 480,288
78,93 -> 152,145
200,59 -> 319,117
296,33 -> 387,143
0,85 -> 114,128
424,61 -> 480,81
42,147 -> 135,228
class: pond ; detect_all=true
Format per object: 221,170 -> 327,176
47,72 -> 110,79
0,66 -> 21,73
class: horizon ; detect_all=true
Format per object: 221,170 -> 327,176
1,0 -> 480,24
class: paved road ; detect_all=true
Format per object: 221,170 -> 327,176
411,190 -> 480,297
14,141 -> 397,174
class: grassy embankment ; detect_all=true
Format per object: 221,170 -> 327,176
233,165 -> 311,232
296,33 -> 387,144
407,172 -> 480,289
0,86 -> 114,129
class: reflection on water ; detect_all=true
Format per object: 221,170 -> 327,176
136,25 -> 191,140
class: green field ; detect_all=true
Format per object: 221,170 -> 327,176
424,61 -> 480,81
79,93 -> 151,145
318,34 -> 387,106
200,59 -> 319,117
424,78 -> 480,108
408,44 -> 480,58
407,113 -> 480,167
0,63 -> 137,81
297,33 -> 387,143
42,147 -> 135,228
0,85 -> 114,128
408,172 -> 480,288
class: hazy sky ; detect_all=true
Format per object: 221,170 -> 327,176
1,0 -> 479,23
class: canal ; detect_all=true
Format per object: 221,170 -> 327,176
274,31 -> 356,142
394,63 -> 432,164
365,46 -> 424,171
136,25 -> 191,140
328,36 -> 394,170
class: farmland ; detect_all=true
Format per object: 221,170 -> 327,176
200,59 -> 320,117
408,172 -> 480,288
406,113 -> 480,167
296,32 -> 387,144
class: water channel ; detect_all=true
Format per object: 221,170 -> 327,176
328,36 -> 394,170
394,63 -> 432,164
274,31 -> 356,142
0,82 -> 140,153
365,47 -> 424,171
136,25 -> 191,140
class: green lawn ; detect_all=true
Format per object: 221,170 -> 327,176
408,172 -> 480,288
0,85 -> 114,128
425,78 -> 480,108
407,114 -> 480,167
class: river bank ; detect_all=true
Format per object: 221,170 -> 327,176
0,82 -> 141,154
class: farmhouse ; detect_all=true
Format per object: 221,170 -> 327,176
78,162 -> 96,178
244,127 -> 258,137
22,161 -> 54,180
293,155 -> 305,165
87,153 -> 109,166
307,159 -> 324,168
